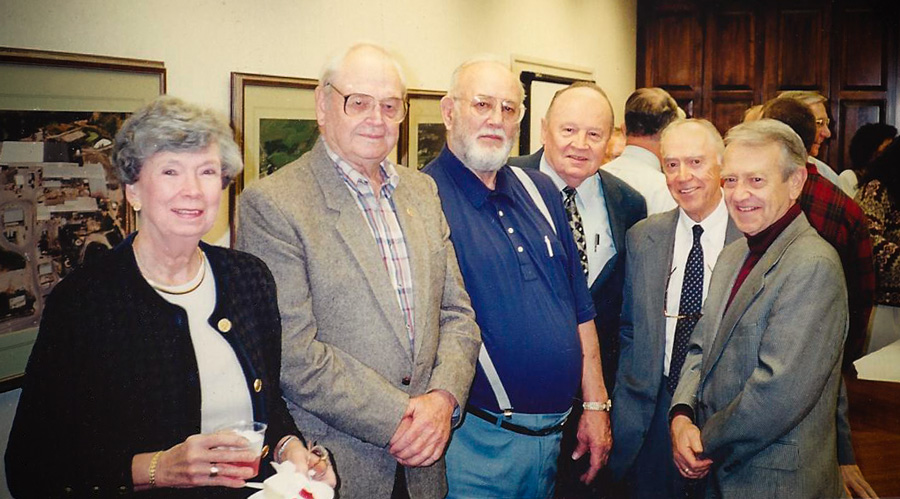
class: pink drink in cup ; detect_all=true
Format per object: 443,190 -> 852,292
216,421 -> 267,476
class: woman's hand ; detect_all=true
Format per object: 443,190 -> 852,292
133,432 -> 259,490
281,438 -> 337,488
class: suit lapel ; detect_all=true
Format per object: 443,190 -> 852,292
645,211 -> 679,367
309,143 -> 412,359
588,171 -> 624,290
391,172 -> 428,360
703,216 -> 808,377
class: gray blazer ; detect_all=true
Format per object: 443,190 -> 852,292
672,213 -> 847,498
608,208 -> 741,479
236,140 -> 481,499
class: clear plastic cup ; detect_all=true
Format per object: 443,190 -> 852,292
216,421 -> 267,476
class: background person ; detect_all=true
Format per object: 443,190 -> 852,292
855,138 -> 900,354
5,96 -> 334,498
842,123 -> 897,198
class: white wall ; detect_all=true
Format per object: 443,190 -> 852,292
0,0 -> 637,244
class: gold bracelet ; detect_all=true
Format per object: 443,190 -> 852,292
148,451 -> 164,488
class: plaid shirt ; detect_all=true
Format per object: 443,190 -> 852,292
798,164 -> 875,369
326,145 -> 415,348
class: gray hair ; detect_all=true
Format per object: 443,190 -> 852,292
724,119 -> 807,180
319,42 -> 407,93
113,96 -> 242,188
447,55 -> 526,103
661,118 -> 725,164
777,90 -> 827,107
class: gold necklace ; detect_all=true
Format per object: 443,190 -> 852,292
135,245 -> 206,295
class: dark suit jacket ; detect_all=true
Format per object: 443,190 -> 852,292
6,235 -> 299,498
609,208 -> 741,479
509,149 -> 647,388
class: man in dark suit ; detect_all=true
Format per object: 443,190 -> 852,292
609,119 -> 741,498
670,119 -> 846,498
509,82 -> 646,497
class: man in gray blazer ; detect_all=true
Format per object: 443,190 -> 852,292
670,119 -> 846,498
508,82 -> 646,497
609,119 -> 740,498
237,43 -> 481,499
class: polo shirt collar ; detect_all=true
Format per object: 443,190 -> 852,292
438,145 -> 515,208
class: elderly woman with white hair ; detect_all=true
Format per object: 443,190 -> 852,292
5,96 -> 335,498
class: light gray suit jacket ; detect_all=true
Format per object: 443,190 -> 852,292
609,208 -> 741,479
672,213 -> 847,498
236,140 -> 481,499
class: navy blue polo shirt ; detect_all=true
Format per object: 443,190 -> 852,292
423,146 -> 595,413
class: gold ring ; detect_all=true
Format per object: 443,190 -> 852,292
209,465 -> 219,478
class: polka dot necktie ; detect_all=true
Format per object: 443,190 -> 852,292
562,186 -> 589,277
667,224 -> 704,395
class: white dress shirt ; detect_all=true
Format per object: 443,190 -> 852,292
602,145 -> 677,215
810,156 -> 841,187
664,195 -> 729,375
539,153 -> 616,285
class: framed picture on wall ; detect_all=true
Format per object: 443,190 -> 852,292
229,73 -> 401,242
0,47 -> 166,391
398,89 -> 445,170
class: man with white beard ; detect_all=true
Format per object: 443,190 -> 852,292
424,58 -> 612,499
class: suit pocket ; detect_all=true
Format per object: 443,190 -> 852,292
749,439 -> 800,471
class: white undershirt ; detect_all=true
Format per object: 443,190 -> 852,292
153,253 -> 254,433
664,196 -> 729,375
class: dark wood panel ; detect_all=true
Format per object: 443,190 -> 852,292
840,8 -> 887,90
651,12 -> 703,89
709,97 -> 753,136
710,10 -> 756,89
775,9 -> 825,90
846,376 -> 900,498
838,101 -> 884,171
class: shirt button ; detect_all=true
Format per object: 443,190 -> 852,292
254,379 -> 263,392
507,227 -> 514,234
517,246 -> 524,253
217,318 -> 232,333
401,376 -> 411,386
498,210 -> 504,217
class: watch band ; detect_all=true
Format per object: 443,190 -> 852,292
583,399 -> 612,412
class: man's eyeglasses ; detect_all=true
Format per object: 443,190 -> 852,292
663,267 -> 705,321
815,117 -> 831,127
454,95 -> 525,123
325,83 -> 408,123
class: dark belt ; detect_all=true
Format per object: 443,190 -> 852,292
466,405 -> 567,437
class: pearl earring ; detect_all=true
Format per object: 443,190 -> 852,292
132,202 -> 141,212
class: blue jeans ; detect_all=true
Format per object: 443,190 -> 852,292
445,409 -> 569,499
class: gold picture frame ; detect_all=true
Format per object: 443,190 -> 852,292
399,89 -> 446,170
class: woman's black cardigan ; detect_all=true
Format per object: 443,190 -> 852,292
6,234 -> 301,498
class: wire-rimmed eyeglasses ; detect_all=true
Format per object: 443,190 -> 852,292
453,94 -> 525,123
325,82 -> 408,123
663,266 -> 705,321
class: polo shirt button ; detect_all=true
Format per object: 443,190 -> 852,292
517,246 -> 524,253
401,376 -> 411,385
261,444 -> 270,459
254,379 -> 263,392
217,318 -> 232,333
498,210 -> 504,217
507,227 -> 514,234
118,485 -> 128,495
